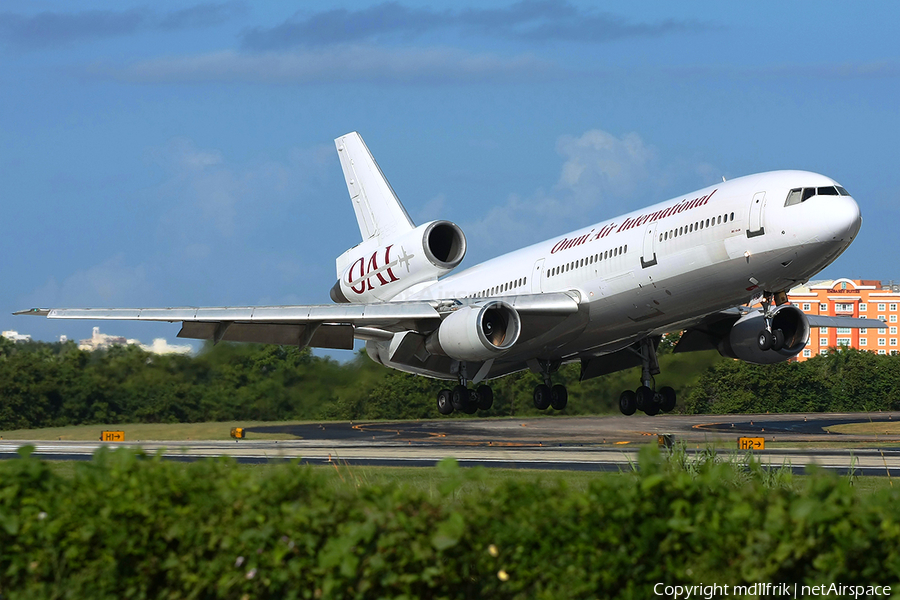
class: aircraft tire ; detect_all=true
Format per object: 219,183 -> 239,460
636,385 -> 655,411
659,386 -> 677,412
550,385 -> 568,410
475,385 -> 494,410
451,385 -> 470,412
437,389 -> 454,415
533,384 -> 551,410
619,390 -> 637,415
757,329 -> 774,351
771,329 -> 785,351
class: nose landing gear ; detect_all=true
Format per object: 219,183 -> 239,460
756,291 -> 788,352
617,337 -> 678,416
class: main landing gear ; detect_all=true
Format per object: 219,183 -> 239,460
756,291 -> 787,352
618,337 -> 677,416
532,360 -> 568,412
436,363 -> 494,416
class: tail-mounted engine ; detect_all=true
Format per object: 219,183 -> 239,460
331,220 -> 466,303
425,301 -> 522,361
718,304 -> 810,364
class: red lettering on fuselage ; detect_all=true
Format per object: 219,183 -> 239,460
347,245 -> 401,295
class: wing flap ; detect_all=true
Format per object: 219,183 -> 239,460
177,322 -> 354,349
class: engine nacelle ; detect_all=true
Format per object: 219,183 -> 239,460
331,220 -> 466,303
718,304 -> 810,364
426,302 -> 521,361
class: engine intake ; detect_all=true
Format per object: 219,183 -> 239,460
427,302 -> 521,361
719,304 -> 810,364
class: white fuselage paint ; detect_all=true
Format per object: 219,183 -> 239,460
374,170 -> 862,379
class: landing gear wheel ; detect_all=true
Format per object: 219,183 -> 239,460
475,385 -> 494,410
451,385 -> 470,412
771,329 -> 785,351
533,384 -> 551,410
550,385 -> 568,410
658,386 -> 677,413
619,390 -> 637,416
757,329 -> 774,351
437,389 -> 453,415
635,386 -> 655,411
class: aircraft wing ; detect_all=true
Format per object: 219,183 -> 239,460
805,315 -> 886,329
15,293 -> 580,350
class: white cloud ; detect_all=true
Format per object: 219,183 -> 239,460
462,128 -> 714,255
25,254 -> 152,308
85,46 -> 561,85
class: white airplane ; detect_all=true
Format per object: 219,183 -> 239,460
18,132 -> 882,416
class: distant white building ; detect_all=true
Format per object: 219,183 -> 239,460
2,330 -> 32,342
77,327 -> 193,355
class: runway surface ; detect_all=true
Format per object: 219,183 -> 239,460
2,412 -> 900,474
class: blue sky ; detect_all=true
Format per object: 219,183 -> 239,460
2,1 -> 899,356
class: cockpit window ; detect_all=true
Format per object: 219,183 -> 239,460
785,188 -> 802,206
786,185 -> 852,206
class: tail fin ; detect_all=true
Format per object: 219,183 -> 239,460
335,132 -> 415,243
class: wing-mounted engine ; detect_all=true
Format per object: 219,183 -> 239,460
331,220 -> 466,303
718,304 -> 810,364
425,301 -> 522,361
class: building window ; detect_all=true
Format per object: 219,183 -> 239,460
837,338 -> 851,347
861,338 -> 868,346
860,303 -> 867,311
879,350 -> 887,355
892,327 -> 898,335
892,339 -> 898,347
891,315 -> 897,323
836,327 -> 851,334
821,349 -> 828,355
861,328 -> 867,334
803,349 -> 811,357
878,303 -> 886,311
892,303 -> 898,311
820,338 -> 828,346
835,303 -> 853,312
820,303 -> 828,312
820,327 -> 828,333
878,315 -> 886,322
880,327 -> 888,334
879,338 -> 886,346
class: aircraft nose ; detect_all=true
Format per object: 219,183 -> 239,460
823,195 -> 861,241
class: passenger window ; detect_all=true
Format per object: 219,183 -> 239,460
624,245 -> 627,252
705,218 -> 710,227
717,216 -> 722,224
730,212 -> 734,221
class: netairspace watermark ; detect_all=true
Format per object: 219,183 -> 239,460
653,582 -> 892,599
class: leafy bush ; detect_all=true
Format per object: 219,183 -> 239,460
1,447 -> 899,598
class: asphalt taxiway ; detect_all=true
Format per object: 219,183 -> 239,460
2,412 -> 900,475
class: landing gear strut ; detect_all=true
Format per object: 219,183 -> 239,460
756,291 -> 787,352
435,362 -> 494,416
532,360 -> 568,412
617,337 -> 677,416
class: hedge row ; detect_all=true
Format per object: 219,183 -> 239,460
1,447 -> 899,599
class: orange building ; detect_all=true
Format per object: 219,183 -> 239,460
787,279 -> 900,360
